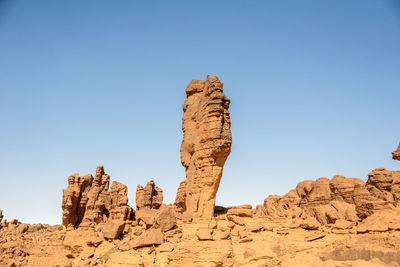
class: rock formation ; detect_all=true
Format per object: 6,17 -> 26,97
176,75 -> 232,219
393,142 -> 400,160
174,180 -> 187,213
2,76 -> 400,267
62,166 -> 134,228
61,173 -> 93,226
260,168 -> 400,226
136,180 -> 163,210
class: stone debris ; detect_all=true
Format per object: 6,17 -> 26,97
332,219 -> 353,230
247,222 -> 264,232
356,207 -> 400,233
227,215 -> 245,226
154,206 -> 176,232
305,232 -> 326,242
130,228 -> 164,249
299,217 -> 321,230
196,228 -> 213,240
101,220 -> 125,239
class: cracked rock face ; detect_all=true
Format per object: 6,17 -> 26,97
62,166 -> 134,228
176,75 -> 232,218
393,143 -> 400,161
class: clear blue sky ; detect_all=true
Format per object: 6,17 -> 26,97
1,0 -> 399,225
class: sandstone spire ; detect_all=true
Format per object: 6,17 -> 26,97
393,142 -> 400,161
176,75 -> 232,218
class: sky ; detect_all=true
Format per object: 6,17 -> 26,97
0,0 -> 399,225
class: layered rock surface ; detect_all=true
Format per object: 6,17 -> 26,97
176,75 -> 232,219
260,168 -> 400,226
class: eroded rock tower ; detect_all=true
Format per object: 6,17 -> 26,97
175,75 -> 232,219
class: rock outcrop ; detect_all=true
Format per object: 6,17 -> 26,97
176,75 -> 232,219
393,142 -> 400,161
101,220 -> 125,239
62,166 -> 134,228
174,180 -> 187,213
136,180 -> 163,210
260,169 -> 400,225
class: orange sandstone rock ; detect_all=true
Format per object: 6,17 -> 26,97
62,166 -> 134,228
261,170 -> 400,225
136,180 -> 163,210
176,75 -> 232,219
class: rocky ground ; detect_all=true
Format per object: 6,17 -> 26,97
1,76 -> 399,266
1,206 -> 400,266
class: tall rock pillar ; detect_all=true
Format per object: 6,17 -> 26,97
177,75 -> 232,218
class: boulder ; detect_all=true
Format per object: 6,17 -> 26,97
196,228 -> 213,240
332,219 -> 352,230
154,207 -> 176,232
102,220 -> 125,239
136,209 -> 157,229
356,207 -> 400,233
131,228 -> 164,249
248,222 -> 264,232
227,215 -> 245,226
213,229 -> 231,240
299,217 -> 320,230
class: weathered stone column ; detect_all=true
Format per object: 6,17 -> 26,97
176,75 -> 232,218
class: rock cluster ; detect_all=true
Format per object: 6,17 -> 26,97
0,219 -> 65,267
260,168 -> 400,227
62,166 -> 134,228
176,75 -> 232,219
